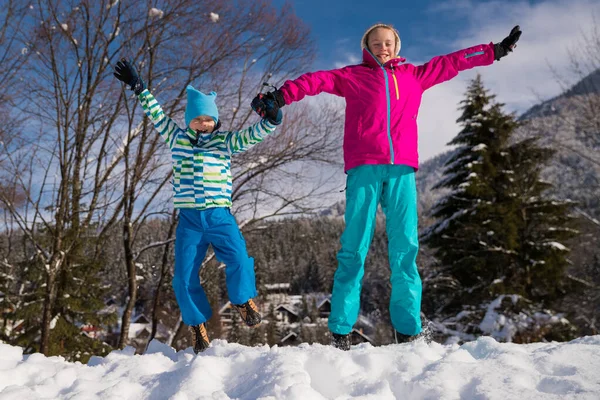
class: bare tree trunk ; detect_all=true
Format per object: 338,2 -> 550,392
167,315 -> 184,347
148,209 -> 177,344
40,251 -> 64,354
118,222 -> 137,348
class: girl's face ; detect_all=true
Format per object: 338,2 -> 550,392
189,115 -> 216,133
367,27 -> 396,64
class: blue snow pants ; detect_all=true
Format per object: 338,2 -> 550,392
173,207 -> 256,326
328,164 -> 422,336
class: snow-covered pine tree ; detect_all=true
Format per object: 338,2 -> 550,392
422,75 -> 519,303
504,137 -> 578,300
9,226 -> 115,361
422,75 -> 578,342
265,304 -> 280,346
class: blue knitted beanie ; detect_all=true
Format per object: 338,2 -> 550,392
184,85 -> 219,127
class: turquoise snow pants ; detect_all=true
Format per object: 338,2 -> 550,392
328,164 -> 422,336
173,207 -> 257,326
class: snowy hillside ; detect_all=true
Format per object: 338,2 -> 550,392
1,336 -> 599,399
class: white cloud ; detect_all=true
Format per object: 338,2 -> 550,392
418,80 -> 465,159
416,0 -> 600,161
334,53 -> 360,68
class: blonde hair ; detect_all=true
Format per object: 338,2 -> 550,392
361,23 -> 401,56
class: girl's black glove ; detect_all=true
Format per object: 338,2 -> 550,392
494,25 -> 522,61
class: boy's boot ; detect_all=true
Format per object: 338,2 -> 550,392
233,299 -> 262,327
191,322 -> 210,354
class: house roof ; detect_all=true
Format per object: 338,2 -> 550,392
265,283 -> 290,290
351,329 -> 373,342
218,301 -> 232,314
280,331 -> 298,342
275,304 -> 299,316
128,323 -> 150,339
133,314 -> 150,324
317,298 -> 331,309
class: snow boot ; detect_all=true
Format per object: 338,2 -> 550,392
331,332 -> 351,351
191,322 -> 210,354
233,299 -> 262,327
395,316 -> 433,344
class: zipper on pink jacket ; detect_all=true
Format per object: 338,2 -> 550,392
367,49 -> 395,165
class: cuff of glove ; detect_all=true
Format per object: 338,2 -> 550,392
267,116 -> 282,125
132,78 -> 146,96
493,43 -> 508,61
273,90 -> 286,108
262,119 -> 277,129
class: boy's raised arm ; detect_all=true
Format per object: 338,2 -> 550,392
222,97 -> 283,154
114,58 -> 181,150
222,119 -> 278,154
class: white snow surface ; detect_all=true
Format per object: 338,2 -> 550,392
1,336 -> 600,399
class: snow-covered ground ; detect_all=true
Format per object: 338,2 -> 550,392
1,336 -> 599,399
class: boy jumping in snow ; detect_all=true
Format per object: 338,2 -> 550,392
114,59 -> 283,353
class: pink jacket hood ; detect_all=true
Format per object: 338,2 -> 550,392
280,43 -> 495,172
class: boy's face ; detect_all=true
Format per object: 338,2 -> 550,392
189,115 -> 216,133
367,27 -> 396,64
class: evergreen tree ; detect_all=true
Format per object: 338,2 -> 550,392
422,75 -> 519,304
300,252 -> 323,293
313,320 -> 330,345
505,137 -> 578,299
247,324 -> 264,346
301,295 -> 310,320
265,304 -> 279,346
9,223 -> 116,359
227,312 -> 249,345
201,260 -> 223,340
423,75 -> 578,324
308,297 -> 319,324
0,257 -> 13,341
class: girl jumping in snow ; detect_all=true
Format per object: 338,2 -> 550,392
252,23 -> 522,350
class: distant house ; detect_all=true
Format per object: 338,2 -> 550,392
317,298 -> 331,318
214,289 -> 375,347
80,324 -> 102,339
132,326 -> 151,341
350,329 -> 373,346
133,314 -> 150,324
218,302 -> 235,328
264,283 -> 291,293
280,331 -> 301,346
275,304 -> 300,324
0,291 -> 15,315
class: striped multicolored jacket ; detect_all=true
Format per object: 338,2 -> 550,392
139,89 -> 277,209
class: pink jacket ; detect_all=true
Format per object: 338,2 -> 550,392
279,43 -> 495,172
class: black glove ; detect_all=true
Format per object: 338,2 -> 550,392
251,90 -> 284,125
494,25 -> 522,61
114,58 -> 146,95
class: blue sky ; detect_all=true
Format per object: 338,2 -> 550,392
273,0 -> 534,69
272,0 -> 600,161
